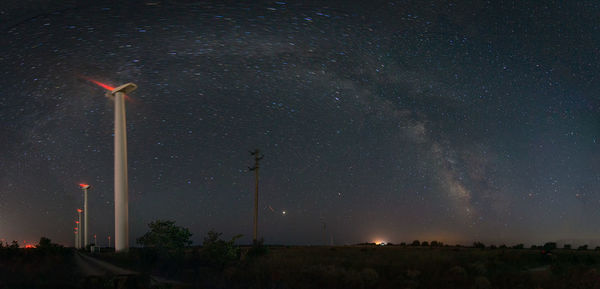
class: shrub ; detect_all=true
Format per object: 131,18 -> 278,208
247,237 -> 268,257
360,268 -> 379,287
444,266 -> 469,288
473,242 -> 485,249
136,220 -> 192,252
411,240 -> 420,246
473,276 -> 492,289
202,230 -> 242,268
543,242 -> 557,251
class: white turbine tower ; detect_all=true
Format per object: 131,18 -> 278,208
76,209 -> 82,249
74,227 -> 78,248
79,184 -> 90,248
109,83 -> 137,252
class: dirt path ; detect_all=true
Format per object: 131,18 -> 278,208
73,253 -> 106,277
74,252 -> 188,287
76,253 -> 137,276
528,265 -> 550,272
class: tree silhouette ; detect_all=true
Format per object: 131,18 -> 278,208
543,242 -> 557,251
136,220 -> 192,251
473,242 -> 485,249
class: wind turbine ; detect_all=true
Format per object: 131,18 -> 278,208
111,83 -> 137,252
74,227 -> 78,249
88,79 -> 137,252
79,184 -> 90,248
76,209 -> 82,249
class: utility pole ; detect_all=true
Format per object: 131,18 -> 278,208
248,149 -> 263,244
321,219 -> 327,246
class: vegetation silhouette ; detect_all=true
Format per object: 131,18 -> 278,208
6,229 -> 600,288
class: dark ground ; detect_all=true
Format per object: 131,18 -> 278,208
4,245 -> 600,288
93,245 -> 600,289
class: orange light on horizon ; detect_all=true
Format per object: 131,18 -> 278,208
373,239 -> 388,245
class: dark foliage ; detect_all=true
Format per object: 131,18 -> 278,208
201,229 -> 242,268
473,242 -> 485,249
136,220 -> 193,251
543,242 -> 557,251
247,237 -> 269,258
0,238 -> 76,288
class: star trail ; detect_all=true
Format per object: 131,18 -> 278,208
1,0 -> 600,247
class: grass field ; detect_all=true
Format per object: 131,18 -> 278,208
4,242 -> 600,288
93,245 -> 600,289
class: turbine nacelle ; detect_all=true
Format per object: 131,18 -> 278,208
111,83 -> 138,95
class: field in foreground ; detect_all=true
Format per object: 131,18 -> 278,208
93,245 -> 600,289
4,245 -> 600,288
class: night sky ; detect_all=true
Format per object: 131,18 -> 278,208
2,0 -> 600,247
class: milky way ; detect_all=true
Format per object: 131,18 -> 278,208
1,0 -> 600,246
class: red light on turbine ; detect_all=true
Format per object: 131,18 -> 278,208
77,209 -> 83,213
88,79 -> 115,91
79,183 -> 90,189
